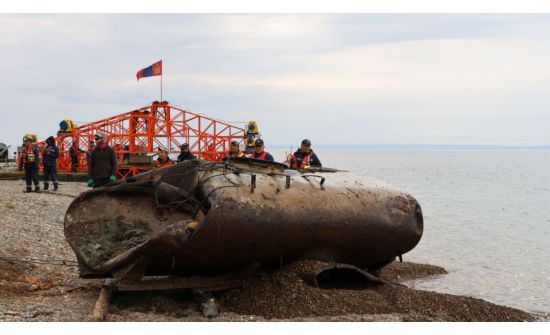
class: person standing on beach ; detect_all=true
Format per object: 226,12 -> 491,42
42,136 -> 59,191
87,133 -> 117,189
226,140 -> 245,158
69,141 -> 85,172
86,141 -> 96,165
21,137 -> 40,192
286,139 -> 322,170
248,139 -> 274,162
176,143 -> 196,162
155,146 -> 175,168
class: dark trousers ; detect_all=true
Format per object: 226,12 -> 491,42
24,166 -> 39,189
43,165 -> 59,189
71,156 -> 78,172
93,178 -> 110,189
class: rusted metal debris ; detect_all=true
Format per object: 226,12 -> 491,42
65,158 -> 423,281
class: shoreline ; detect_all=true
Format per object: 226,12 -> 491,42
0,180 -> 539,321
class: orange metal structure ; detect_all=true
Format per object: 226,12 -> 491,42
25,101 -> 246,178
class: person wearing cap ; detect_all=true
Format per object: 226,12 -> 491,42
176,143 -> 196,163
155,146 -> 175,168
21,136 -> 40,192
87,133 -> 117,188
249,138 -> 274,162
42,136 -> 59,191
287,139 -> 322,170
226,140 -> 245,158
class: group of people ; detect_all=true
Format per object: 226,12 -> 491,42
20,136 -> 59,192
153,138 -> 322,170
227,138 -> 322,170
154,143 -> 197,168
20,132 -> 118,191
21,133 -> 322,192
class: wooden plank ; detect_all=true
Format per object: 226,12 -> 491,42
91,279 -> 116,321
116,276 -> 242,292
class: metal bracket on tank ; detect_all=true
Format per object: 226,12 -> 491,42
301,174 -> 325,190
268,173 -> 292,189
250,174 -> 256,193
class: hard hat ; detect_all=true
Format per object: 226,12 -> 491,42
301,139 -> 311,146
95,132 -> 107,139
157,146 -> 169,152
180,143 -> 189,149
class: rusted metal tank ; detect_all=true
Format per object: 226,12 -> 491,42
64,158 -> 423,278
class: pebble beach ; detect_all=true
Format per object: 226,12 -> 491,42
0,179 -> 538,321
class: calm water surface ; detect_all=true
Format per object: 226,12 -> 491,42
270,149 -> 550,316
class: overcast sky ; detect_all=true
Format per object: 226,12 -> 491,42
1,14 -> 550,149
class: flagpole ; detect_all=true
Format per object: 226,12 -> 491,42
160,74 -> 163,101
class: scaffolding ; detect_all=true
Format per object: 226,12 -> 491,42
22,101 -> 246,178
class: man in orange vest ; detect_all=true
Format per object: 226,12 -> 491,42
226,140 -> 245,158
287,139 -> 322,170
22,137 -> 40,192
155,146 -> 175,168
249,139 -> 274,162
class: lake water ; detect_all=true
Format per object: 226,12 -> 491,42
270,149 -> 550,317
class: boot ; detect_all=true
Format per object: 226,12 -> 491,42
25,186 -> 32,193
53,182 -> 59,191
34,186 -> 41,193
44,182 -> 49,190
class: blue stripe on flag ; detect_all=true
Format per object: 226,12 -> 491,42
142,65 -> 153,78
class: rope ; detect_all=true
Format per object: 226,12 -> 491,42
0,255 -> 79,267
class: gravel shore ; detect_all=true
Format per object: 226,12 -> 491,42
0,180 -> 536,321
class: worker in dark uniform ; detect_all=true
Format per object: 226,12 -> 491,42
155,146 -> 175,168
176,143 -> 196,163
226,140 -> 245,158
249,139 -> 274,161
87,133 -> 117,189
21,137 -> 40,192
287,139 -> 322,170
42,136 -> 59,191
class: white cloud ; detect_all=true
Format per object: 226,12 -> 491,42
1,14 -> 550,148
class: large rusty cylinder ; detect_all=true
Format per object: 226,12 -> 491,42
64,159 -> 423,278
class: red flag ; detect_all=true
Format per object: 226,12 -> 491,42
136,60 -> 162,81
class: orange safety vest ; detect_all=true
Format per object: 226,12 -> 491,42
155,158 -> 174,168
23,147 -> 36,165
227,151 -> 245,158
291,151 -> 313,169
